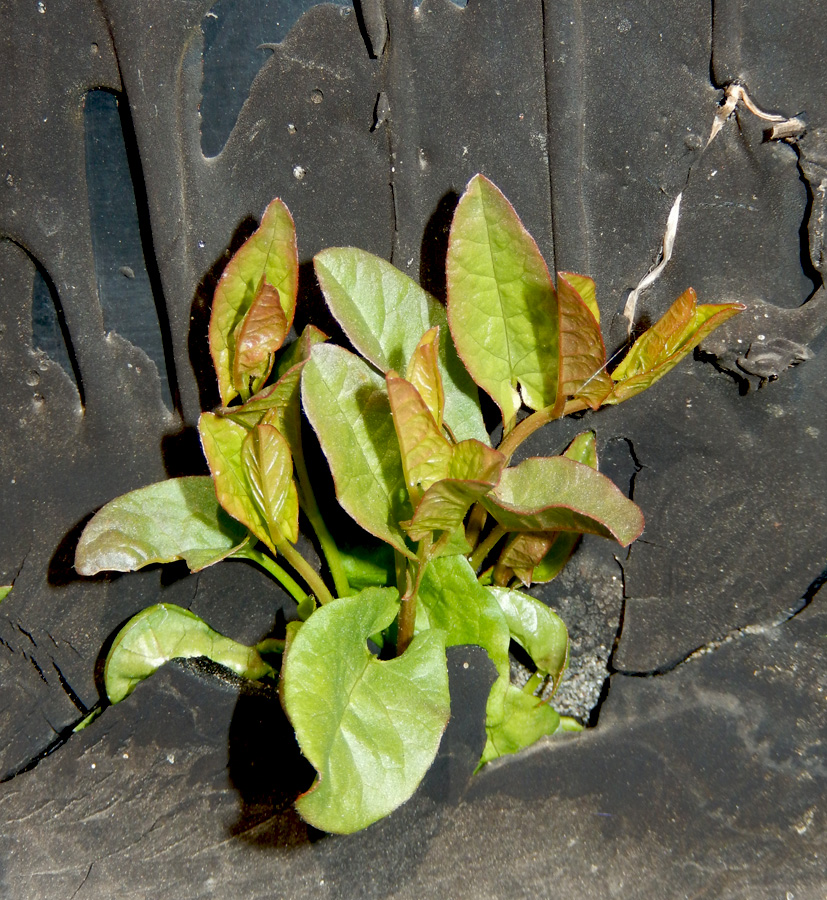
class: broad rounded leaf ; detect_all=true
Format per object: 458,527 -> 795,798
447,174 -> 559,423
75,476 -> 249,576
282,588 -> 450,834
210,198 -> 299,405
302,344 -> 414,558
314,247 -> 487,443
480,685 -> 562,766
482,456 -> 644,546
105,604 -> 275,703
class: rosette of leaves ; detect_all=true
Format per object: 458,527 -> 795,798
74,177 -> 742,833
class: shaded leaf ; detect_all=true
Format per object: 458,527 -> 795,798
75,476 -> 249,576
199,413 -> 275,552
559,271 -> 599,323
606,289 -> 745,404
275,324 -> 328,380
232,280 -> 287,396
210,198 -> 299,405
339,543 -> 396,592
446,174 -> 559,423
479,685 -> 562,766
241,424 -> 299,544
302,344 -> 414,558
105,603 -> 275,703
314,247 -> 487,443
282,588 -> 450,834
482,456 -> 644,546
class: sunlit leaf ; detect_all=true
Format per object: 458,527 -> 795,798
0,586 -> 12,602
75,476 -> 249,576
104,603 -> 275,703
232,280 -> 287,397
199,412 -> 275,552
446,174 -> 559,423
559,271 -> 599,324
210,198 -> 299,405
479,685 -> 562,766
302,344 -> 414,559
405,327 -> 445,429
482,456 -> 644,546
282,588 -> 450,834
314,247 -> 487,443
241,424 -> 299,545
606,289 -> 745,404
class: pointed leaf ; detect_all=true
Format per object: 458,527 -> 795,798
314,247 -> 487,443
405,326 -> 445,429
75,476 -> 249,576
241,424 -> 299,545
447,174 -> 559,422
479,685 -> 562,766
482,456 -> 644,546
301,344 -> 414,558
275,324 -> 328,380
606,289 -> 745,404
282,588 -> 450,834
559,271 -> 599,324
232,280 -> 287,396
199,412 -> 275,553
105,604 -> 275,704
556,273 -> 612,409
210,198 -> 299,405
0,586 -> 11,603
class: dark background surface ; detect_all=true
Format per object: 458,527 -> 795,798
0,0 -> 824,896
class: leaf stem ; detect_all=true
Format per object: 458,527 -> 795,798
465,502 -> 488,548
497,399 -> 589,463
236,546 -> 310,606
277,540 -> 336,605
293,449 -> 351,598
468,523 -> 506,573
396,535 -> 431,656
522,672 -> 544,696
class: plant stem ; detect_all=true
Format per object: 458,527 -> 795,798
497,399 -> 589,463
277,540 -> 336,606
396,536 -> 431,656
293,449 -> 350,598
465,502 -> 487,548
522,672 -> 544,696
237,546 -> 309,606
468,523 -> 506,573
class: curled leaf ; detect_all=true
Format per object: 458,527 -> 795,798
75,476 -> 249,576
479,685 -> 563,766
105,603 -> 275,703
241,424 -> 299,545
232,280 -> 288,397
405,327 -> 445,429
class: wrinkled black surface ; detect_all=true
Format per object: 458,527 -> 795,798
1,0 -> 825,895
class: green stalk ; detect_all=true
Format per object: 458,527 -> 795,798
293,441 -> 351,599
396,535 -> 431,656
522,672 -> 544,696
468,523 -> 506,573
277,539 -> 336,606
236,546 -> 309,606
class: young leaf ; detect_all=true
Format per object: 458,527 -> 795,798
210,198 -> 299,405
241,424 -> 299,545
0,586 -> 11,602
405,327 -> 445,429
606,288 -> 745,404
313,247 -> 487,443
559,271 -> 599,323
488,587 -> 569,690
446,174 -> 559,423
301,344 -> 415,559
232,280 -> 288,397
199,413 -> 276,553
105,603 -> 275,703
274,324 -> 328,380
282,588 -> 450,834
75,476 -> 249,576
479,685 -> 562,766
482,456 -> 644,546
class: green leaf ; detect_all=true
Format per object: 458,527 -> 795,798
232,280 -> 288,397
563,430 -> 598,468
302,344 -> 415,559
446,174 -> 559,423
75,476 -> 250,576
559,271 -> 599,324
210,198 -> 299,405
313,247 -> 487,443
606,288 -> 745,404
488,587 -> 569,689
282,588 -> 450,834
0,586 -> 11,602
241,424 -> 299,545
339,543 -> 396,591
479,685 -> 562,766
198,413 -> 275,553
405,326 -> 445,429
105,603 -> 275,704
274,324 -> 328,380
482,456 -> 644,546
416,555 -> 511,725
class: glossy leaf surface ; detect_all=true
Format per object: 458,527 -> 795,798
282,588 -> 450,834
75,476 -> 249,575
447,174 -> 559,423
232,281 -> 287,396
405,326 -> 444,428
210,198 -> 298,405
483,457 -> 644,546
479,685 -> 562,766
314,247 -> 487,443
105,604 -> 274,703
556,273 -> 611,408
241,424 -> 299,544
302,344 -> 414,558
